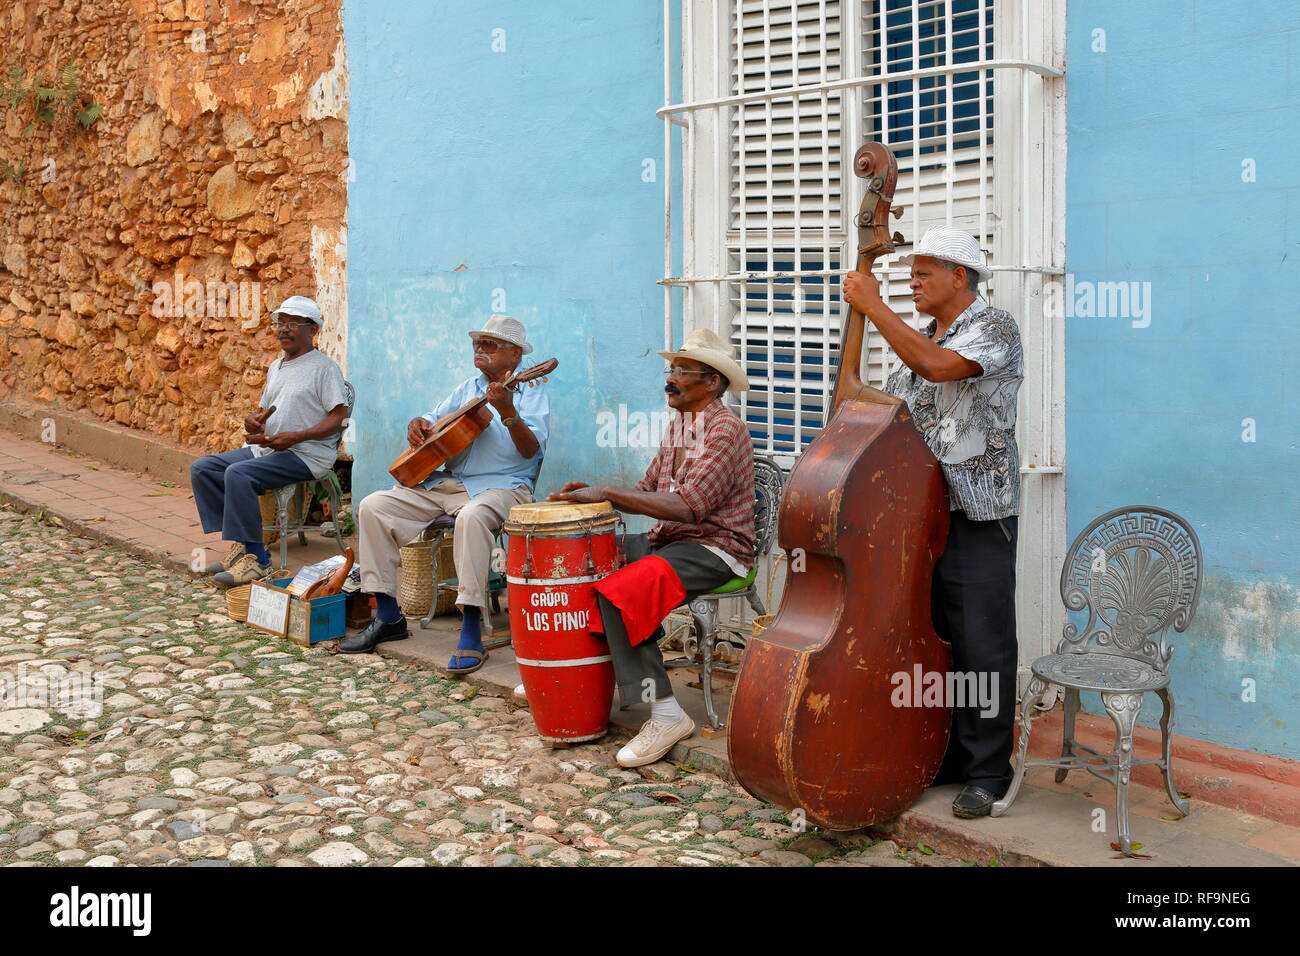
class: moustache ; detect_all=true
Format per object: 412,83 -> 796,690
664,384 -> 681,396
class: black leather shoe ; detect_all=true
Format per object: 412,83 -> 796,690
339,617 -> 409,654
952,784 -> 998,819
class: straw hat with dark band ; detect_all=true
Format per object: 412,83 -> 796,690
657,328 -> 749,393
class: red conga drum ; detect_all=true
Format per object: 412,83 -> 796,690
505,501 -> 622,745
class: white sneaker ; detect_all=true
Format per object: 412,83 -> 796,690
204,542 -> 245,575
212,553 -> 274,589
616,713 -> 695,768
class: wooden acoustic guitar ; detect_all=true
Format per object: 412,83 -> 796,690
388,358 -> 557,487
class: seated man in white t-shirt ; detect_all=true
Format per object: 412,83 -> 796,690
190,296 -> 348,587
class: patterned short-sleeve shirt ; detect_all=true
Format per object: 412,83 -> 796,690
884,298 -> 1023,521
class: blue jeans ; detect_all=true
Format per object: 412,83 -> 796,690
190,447 -> 314,544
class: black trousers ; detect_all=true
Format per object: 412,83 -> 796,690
598,533 -> 734,708
931,510 -> 1018,795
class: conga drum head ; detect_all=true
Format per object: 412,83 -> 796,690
505,500 -> 618,536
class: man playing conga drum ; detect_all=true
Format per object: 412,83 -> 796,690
344,315 -> 549,672
550,329 -> 755,767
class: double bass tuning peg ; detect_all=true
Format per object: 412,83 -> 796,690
892,206 -> 904,220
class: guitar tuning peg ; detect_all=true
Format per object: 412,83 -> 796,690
542,376 -> 548,383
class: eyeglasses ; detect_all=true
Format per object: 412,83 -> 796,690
665,365 -> 715,378
473,337 -> 515,352
271,317 -> 313,330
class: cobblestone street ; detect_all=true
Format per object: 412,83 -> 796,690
0,505 -> 970,868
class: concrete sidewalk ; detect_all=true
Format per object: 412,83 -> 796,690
2,423 -> 1296,867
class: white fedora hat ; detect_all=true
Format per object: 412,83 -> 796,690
898,227 -> 992,283
468,314 -> 533,355
657,328 -> 750,393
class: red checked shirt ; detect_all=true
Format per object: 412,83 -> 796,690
636,399 -> 756,571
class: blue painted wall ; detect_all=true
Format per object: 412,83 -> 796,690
1065,2 -> 1300,758
343,0 -> 669,522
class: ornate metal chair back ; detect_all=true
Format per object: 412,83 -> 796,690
752,455 -> 785,560
1057,505 -> 1203,673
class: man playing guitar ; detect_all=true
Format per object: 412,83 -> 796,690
343,315 -> 549,672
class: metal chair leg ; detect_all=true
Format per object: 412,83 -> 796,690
1156,688 -> 1189,815
277,499 -> 290,571
992,676 -> 1051,816
296,486 -> 308,546
689,599 -> 722,730
1055,686 -> 1080,782
1103,691 -> 1143,853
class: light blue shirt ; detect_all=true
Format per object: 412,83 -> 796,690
420,372 -> 549,498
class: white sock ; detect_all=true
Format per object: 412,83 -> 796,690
650,695 -> 685,723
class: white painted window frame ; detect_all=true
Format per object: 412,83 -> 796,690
660,0 -> 1067,678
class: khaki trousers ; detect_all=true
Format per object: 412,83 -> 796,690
356,479 -> 531,609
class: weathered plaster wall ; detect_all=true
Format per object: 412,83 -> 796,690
342,0 -> 667,506
0,0 -> 348,453
1065,2 -> 1299,759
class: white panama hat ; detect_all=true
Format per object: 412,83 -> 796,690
657,328 -> 750,393
898,227 -> 992,283
467,314 -> 533,355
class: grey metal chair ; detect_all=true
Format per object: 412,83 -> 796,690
992,506 -> 1203,852
669,455 -> 784,730
265,380 -> 355,570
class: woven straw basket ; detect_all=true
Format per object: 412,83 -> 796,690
226,585 -> 252,622
398,533 -> 457,618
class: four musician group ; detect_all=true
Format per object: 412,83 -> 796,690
192,225 -> 1022,813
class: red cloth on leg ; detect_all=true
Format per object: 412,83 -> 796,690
592,554 -> 686,647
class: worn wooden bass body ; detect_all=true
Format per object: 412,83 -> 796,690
728,143 -> 952,830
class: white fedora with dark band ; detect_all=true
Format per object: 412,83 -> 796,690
657,328 -> 750,393
898,227 -> 992,282
468,314 -> 533,354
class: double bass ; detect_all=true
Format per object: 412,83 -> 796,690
388,358 -> 557,487
727,142 -> 952,830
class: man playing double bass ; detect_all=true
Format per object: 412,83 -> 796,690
550,329 -> 755,768
843,227 -> 1023,819
344,315 -> 549,672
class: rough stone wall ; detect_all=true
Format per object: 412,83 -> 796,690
0,0 -> 348,452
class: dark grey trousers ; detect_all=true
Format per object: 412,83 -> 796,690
596,533 -> 734,708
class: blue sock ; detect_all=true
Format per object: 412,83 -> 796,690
451,606 -> 482,667
375,593 -> 403,624
457,606 -> 482,648
243,541 -> 270,566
